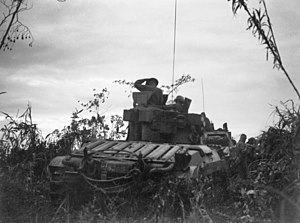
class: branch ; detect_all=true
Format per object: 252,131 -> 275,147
0,0 -> 21,50
229,0 -> 300,99
0,0 -> 34,50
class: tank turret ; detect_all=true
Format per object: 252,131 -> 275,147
124,91 -> 213,144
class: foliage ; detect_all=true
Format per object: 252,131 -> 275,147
227,0 -> 300,99
0,104 -> 44,167
0,0 -> 34,51
45,88 -> 127,154
0,105 -> 54,223
222,101 -> 300,223
0,171 -> 53,223
113,74 -> 195,99
0,88 -> 127,222
1,92 -> 300,223
50,176 -> 210,223
0,0 -> 67,51
160,74 -> 195,96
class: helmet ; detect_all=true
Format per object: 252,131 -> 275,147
146,78 -> 159,86
174,95 -> 185,103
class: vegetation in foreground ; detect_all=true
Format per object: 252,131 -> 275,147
0,93 -> 299,223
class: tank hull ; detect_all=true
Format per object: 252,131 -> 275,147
48,139 -> 228,196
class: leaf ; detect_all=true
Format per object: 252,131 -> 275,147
1,111 -> 12,119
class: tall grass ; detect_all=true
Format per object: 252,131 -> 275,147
1,98 -> 299,223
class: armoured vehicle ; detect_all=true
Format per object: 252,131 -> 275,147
48,91 -> 233,197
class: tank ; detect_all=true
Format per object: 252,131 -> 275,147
48,91 -> 233,198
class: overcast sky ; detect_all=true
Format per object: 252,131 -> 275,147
0,0 -> 299,139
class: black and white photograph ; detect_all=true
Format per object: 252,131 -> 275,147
0,0 -> 299,222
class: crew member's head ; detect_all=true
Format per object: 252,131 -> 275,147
146,78 -> 159,86
174,95 -> 185,104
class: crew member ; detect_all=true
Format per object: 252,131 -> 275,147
134,77 -> 164,106
236,134 -> 248,179
164,95 -> 185,112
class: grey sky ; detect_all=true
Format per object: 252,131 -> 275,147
0,0 -> 299,139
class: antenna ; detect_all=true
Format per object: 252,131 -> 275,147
171,0 -> 178,101
201,78 -> 205,112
